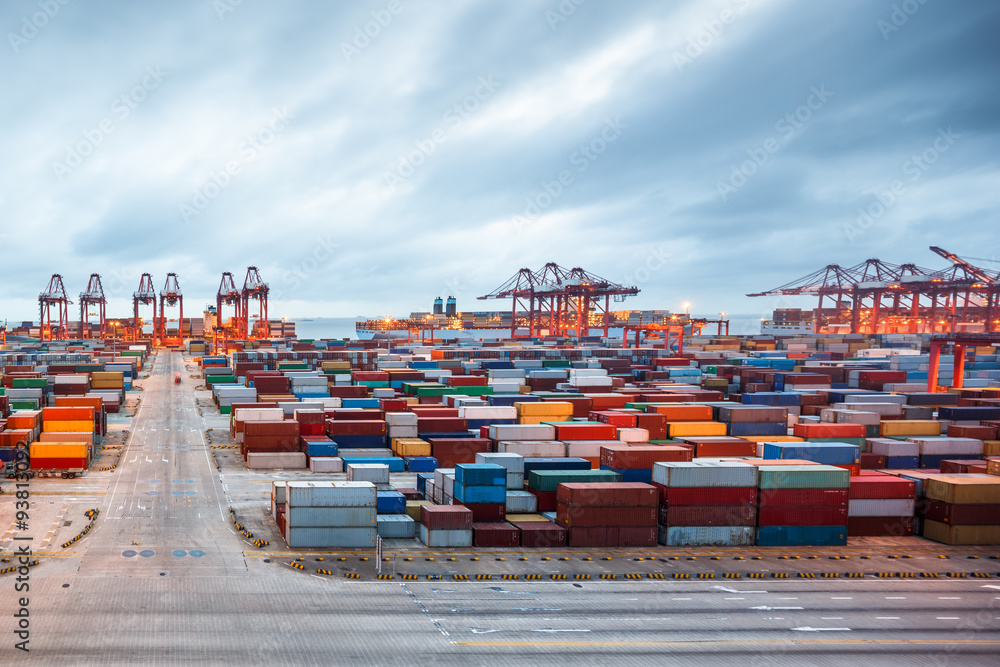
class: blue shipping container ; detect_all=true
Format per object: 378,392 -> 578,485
455,463 -> 506,487
376,490 -> 407,514
406,457 -> 439,473
339,456 -> 405,472
601,466 -> 652,484
304,442 -> 339,458
522,457 -> 592,475
729,422 -> 786,437
453,483 -> 506,504
755,525 -> 847,546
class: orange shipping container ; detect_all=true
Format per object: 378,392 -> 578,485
792,423 -> 866,439
42,406 -> 96,422
649,405 -> 714,421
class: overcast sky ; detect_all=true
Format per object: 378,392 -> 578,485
2,0 -> 998,325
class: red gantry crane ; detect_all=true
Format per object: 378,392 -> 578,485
131,273 -> 157,343
39,274 -> 72,342
78,273 -> 107,339
158,273 -> 184,347
479,263 -> 639,339
215,271 -> 242,353
241,266 -> 269,340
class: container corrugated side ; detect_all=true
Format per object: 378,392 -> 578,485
757,465 -> 850,490
848,498 -> 915,517
505,490 -> 538,513
419,525 -> 473,547
755,525 -> 847,546
286,507 -> 376,527
922,520 -> 1000,545
925,477 -> 1000,504
907,437 -> 984,456
286,481 -> 377,508
376,514 -> 417,539
652,461 -> 757,488
284,526 -> 377,548
528,469 -> 621,493
658,525 -> 755,546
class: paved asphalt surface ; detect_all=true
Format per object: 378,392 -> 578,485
2,351 -> 1000,665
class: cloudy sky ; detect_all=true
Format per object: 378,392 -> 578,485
2,0 -> 999,327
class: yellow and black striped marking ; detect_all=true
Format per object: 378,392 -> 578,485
600,574 -> 616,579
647,573 -> 663,580
673,573 -> 690,579
378,574 -> 394,580
724,573 -> 741,579
288,562 -> 304,570
697,573 -> 715,579
502,574 -> 518,580
575,574 -> 591,580
475,574 -> 492,580
550,574 -> 567,580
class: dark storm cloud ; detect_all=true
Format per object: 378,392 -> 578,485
1,0 -> 998,323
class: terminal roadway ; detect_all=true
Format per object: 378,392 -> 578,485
11,351 -> 1000,665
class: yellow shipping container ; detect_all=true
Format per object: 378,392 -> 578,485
91,371 -> 124,382
506,513 -> 549,522
392,439 -> 432,457
321,361 -> 351,370
92,380 -> 124,389
516,402 -> 575,417
743,435 -> 804,443
38,432 -> 92,443
29,442 -> 88,459
922,520 -> 1000,546
405,500 -> 432,522
925,477 -> 1000,504
987,459 -> 1000,476
983,440 -> 1000,457
667,421 -> 727,437
879,420 -> 941,437
42,420 -> 94,433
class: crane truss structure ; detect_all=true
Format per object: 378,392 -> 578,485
479,263 -> 639,339
78,273 -> 107,339
241,266 -> 269,340
131,273 -> 158,343
158,273 -> 184,347
748,247 -> 1000,334
39,274 -> 72,342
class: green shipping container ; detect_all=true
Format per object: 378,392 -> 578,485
757,465 -> 850,490
206,375 -> 236,385
528,469 -> 621,493
10,400 -> 39,410
542,360 -> 571,368
355,381 -> 390,388
12,378 -> 48,388
453,386 -> 494,396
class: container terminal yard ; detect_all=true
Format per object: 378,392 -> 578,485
2,260 -> 1000,663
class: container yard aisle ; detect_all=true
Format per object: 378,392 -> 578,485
77,350 -> 239,576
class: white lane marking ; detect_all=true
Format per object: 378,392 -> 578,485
831,597 -> 853,600
981,585 -> 1000,591
776,597 -> 798,600
672,598 -> 692,601
821,617 -> 844,620
793,627 -> 851,632
533,629 -> 590,633
877,617 -> 900,620
712,586 -> 767,594
939,597 -> 961,600
750,606 -> 803,611
725,597 -> 745,600
937,617 -> 960,620
886,597 -> 906,600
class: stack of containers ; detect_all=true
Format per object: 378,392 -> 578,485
762,441 -> 861,476
868,438 -> 919,469
755,464 -> 850,546
243,420 -> 304,469
284,481 -> 377,548
907,436 -> 984,469
718,405 -> 787,438
455,463 -> 507,523
420,505 -> 473,547
556,482 -> 658,547
652,461 -> 758,546
527,468 -> 620,512
386,412 -> 419,439
515,402 -> 573,425
923,477 -> 1000,544
847,474 -> 917,536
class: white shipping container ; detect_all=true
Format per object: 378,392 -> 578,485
459,405 -> 518,420
388,425 -> 419,438
848,499 -> 916,517
475,452 -> 525,474
617,428 -> 649,443
346,463 -> 390,484
386,412 -> 418,426
489,424 -> 556,441
869,438 -> 919,457
906,437 -> 984,456
309,457 -> 344,473
497,441 -> 566,458
506,472 -> 524,489
652,461 -> 758,488
505,490 -> 537,513
286,481 -> 377,508
272,481 -> 287,505
246,452 -> 307,469
565,441 -> 613,458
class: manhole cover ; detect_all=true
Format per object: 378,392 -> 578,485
189,550 -> 205,557
139,550 -> 155,557
172,550 -> 187,557
122,550 -> 137,558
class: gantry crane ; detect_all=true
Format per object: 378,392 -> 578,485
78,273 -> 107,339
241,266 -> 269,340
479,263 -> 639,338
215,271 -> 242,353
131,273 -> 157,343
158,273 -> 184,347
39,274 -> 72,342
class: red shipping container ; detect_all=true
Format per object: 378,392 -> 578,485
244,421 -> 300,436
417,417 -> 469,432
849,476 -> 915,499
293,409 -> 325,424
409,407 -> 460,418
527,488 -> 557,512
832,464 -> 862,477
564,525 -> 619,547
456,502 -> 505,522
757,488 -> 849,508
591,411 -> 637,428
947,424 -> 998,439
513,522 -> 566,547
692,440 -> 757,457
421,505 -> 473,530
543,397 -> 593,419
327,386 -> 370,397
556,503 -> 657,527
618,525 -> 658,547
243,437 -> 300,452
860,452 -> 887,469
299,423 -> 326,436
588,393 -> 630,410
327,409 -> 386,421
379,398 -> 409,412
655,485 -> 757,507
325,420 -> 386,436
448,376 -> 489,387
29,457 -> 88,469
939,459 -> 988,474
472,522 -> 519,547
352,371 -> 390,382
793,423 -> 866,439
659,505 -> 757,527
857,370 -> 907,390
556,482 -> 658,507
553,423 -> 617,441
395,488 -> 422,500
757,506 -> 848,526
599,445 -> 692,469
923,500 -> 1000,525
847,516 -> 914,536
